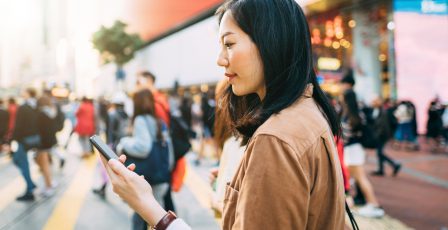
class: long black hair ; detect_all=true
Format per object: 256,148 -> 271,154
216,0 -> 341,145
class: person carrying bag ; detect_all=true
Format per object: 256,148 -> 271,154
116,89 -> 173,230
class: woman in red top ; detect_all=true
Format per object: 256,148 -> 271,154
74,97 -> 96,157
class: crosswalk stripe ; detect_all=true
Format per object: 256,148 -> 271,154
43,155 -> 97,230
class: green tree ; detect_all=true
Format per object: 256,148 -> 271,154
92,21 -> 143,67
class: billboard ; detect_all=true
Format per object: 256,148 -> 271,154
394,0 -> 448,133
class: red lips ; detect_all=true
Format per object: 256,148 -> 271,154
225,73 -> 237,81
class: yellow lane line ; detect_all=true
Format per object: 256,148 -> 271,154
43,155 -> 97,230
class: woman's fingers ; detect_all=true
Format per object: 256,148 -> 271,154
127,163 -> 136,171
108,159 -> 132,178
119,154 -> 127,164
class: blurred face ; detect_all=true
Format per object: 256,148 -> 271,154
136,76 -> 154,91
217,11 -> 265,99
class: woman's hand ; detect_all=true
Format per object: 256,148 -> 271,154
100,155 -> 167,225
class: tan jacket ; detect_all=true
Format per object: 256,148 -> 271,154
222,85 -> 345,230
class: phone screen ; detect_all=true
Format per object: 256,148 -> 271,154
89,135 -> 119,161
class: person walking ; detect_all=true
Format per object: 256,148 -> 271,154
426,99 -> 444,152
74,97 -> 96,158
135,71 -> 176,212
116,89 -> 174,230
11,88 -> 40,201
370,97 -> 401,176
340,76 -> 385,218
35,95 -> 60,197
99,0 -> 349,229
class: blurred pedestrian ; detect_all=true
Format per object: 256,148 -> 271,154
0,99 -> 9,145
393,101 -> 416,150
135,71 -> 176,213
370,97 -> 401,176
106,93 -> 129,150
136,71 -> 170,126
100,0 -> 349,229
6,97 -> 18,142
35,95 -> 60,197
11,88 -> 39,201
426,98 -> 444,152
197,91 -> 217,165
92,93 -> 129,198
116,89 -> 174,230
340,76 -> 385,218
74,97 -> 96,158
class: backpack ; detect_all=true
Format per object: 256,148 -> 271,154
359,109 -> 378,149
169,115 -> 193,161
125,118 -> 171,185
55,106 -> 65,132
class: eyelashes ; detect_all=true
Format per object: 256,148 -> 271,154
224,42 -> 234,49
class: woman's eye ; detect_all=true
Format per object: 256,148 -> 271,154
224,42 -> 234,49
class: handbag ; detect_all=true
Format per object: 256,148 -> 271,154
125,117 -> 171,185
22,134 -> 41,150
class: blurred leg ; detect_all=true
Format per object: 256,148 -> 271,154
12,143 -> 35,194
36,151 -> 52,188
349,165 -> 379,206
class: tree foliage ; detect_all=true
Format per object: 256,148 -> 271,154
92,21 -> 143,66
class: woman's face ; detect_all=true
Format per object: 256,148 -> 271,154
217,11 -> 266,99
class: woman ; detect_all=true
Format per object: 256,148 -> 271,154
102,0 -> 346,229
116,89 -> 173,230
36,95 -> 59,197
341,88 -> 385,218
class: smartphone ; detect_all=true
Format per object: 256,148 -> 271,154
89,135 -> 119,161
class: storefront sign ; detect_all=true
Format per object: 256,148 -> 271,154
317,57 -> 341,71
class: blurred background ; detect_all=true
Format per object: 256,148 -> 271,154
0,0 -> 447,229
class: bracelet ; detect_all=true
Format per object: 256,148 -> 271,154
153,210 -> 177,230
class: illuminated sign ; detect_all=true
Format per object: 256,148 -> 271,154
317,57 -> 341,71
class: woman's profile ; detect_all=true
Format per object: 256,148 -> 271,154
101,0 -> 349,229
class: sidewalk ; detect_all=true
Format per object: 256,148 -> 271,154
361,140 -> 448,230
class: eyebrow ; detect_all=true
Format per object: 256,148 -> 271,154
220,31 -> 235,40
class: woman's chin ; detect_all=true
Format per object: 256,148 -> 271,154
231,86 -> 245,96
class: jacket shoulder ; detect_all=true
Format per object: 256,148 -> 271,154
255,98 -> 331,154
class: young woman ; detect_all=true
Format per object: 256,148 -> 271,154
101,0 -> 346,229
340,85 -> 385,218
116,89 -> 173,230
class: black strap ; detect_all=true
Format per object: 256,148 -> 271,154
345,201 -> 360,230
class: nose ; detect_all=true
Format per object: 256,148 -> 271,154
217,50 -> 229,67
